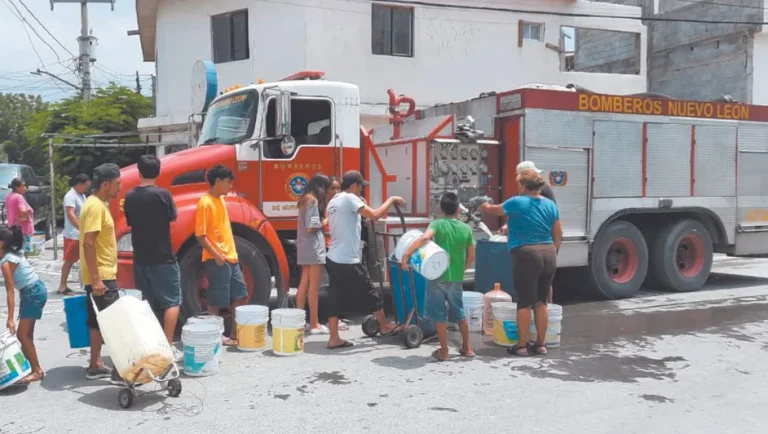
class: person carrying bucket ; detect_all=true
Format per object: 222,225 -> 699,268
2,225 -> 48,384
124,155 -> 183,362
325,170 -> 404,350
400,192 -> 476,362
195,165 -> 249,347
81,163 -> 124,384
480,169 -> 562,357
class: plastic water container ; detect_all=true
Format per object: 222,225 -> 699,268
492,302 -> 519,347
474,240 -> 515,296
463,291 -> 484,333
64,294 -> 90,349
528,304 -> 563,348
181,323 -> 221,377
0,330 -> 31,390
235,305 -> 269,352
271,309 -> 305,356
90,295 -> 173,384
394,230 -> 450,281
187,314 -> 224,357
483,283 -> 513,336
27,232 -> 46,257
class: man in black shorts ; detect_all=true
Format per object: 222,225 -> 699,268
325,170 -> 404,349
81,163 -> 123,384
500,161 -> 557,302
124,155 -> 183,362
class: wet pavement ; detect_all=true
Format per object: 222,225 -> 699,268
2,254 -> 768,433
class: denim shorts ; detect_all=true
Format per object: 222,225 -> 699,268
203,260 -> 248,308
19,280 -> 48,320
426,280 -> 466,323
134,262 -> 182,311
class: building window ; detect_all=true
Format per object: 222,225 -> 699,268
523,22 -> 543,41
211,10 -> 249,64
372,4 -> 414,57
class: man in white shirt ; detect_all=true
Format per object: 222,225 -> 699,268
57,174 -> 90,295
325,170 -> 404,350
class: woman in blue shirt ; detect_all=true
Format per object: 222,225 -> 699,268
481,169 -> 562,356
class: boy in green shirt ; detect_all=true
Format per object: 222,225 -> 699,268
401,192 -> 476,361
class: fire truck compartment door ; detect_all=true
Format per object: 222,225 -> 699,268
593,121 -> 643,198
523,146 -> 589,238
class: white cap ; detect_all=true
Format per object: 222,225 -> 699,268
516,161 -> 542,174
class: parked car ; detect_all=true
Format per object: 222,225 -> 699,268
0,164 -> 51,237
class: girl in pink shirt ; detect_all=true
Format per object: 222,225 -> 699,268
5,178 -> 34,255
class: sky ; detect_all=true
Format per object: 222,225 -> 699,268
0,0 -> 154,102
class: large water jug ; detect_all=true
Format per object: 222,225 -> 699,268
91,295 -> 173,384
483,283 -> 512,336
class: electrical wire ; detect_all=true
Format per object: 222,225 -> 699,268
4,0 -> 66,65
671,0 -> 768,12
17,0 -> 77,57
1,0 -> 49,73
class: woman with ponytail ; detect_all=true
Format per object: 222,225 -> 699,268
1,224 -> 47,383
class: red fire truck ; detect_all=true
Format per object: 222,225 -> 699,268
110,72 -> 768,321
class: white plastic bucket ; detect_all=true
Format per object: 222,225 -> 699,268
0,331 -> 31,390
235,305 -> 269,352
491,302 -> 519,347
528,304 -> 563,348
187,314 -> 224,357
181,323 -> 221,377
463,291 -> 484,333
271,309 -> 305,356
394,229 -> 450,281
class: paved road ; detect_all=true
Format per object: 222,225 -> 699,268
2,254 -> 768,433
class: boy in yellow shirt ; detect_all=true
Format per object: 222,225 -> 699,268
195,165 -> 248,346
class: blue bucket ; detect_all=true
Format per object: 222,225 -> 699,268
63,295 -> 90,349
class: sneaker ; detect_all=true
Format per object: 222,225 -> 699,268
338,321 -> 350,331
85,365 -> 112,380
110,369 -> 126,386
308,325 -> 330,335
172,347 -> 184,363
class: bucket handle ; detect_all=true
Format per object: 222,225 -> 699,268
89,294 -> 100,316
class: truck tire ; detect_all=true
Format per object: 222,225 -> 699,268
648,219 -> 713,292
179,236 -> 273,324
588,221 -> 648,299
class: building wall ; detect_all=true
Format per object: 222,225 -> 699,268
152,0 -> 647,118
573,28 -> 640,74
647,0 -> 763,103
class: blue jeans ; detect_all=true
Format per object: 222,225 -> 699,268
203,260 -> 248,308
134,262 -> 182,311
19,280 -> 47,320
426,280 -> 466,323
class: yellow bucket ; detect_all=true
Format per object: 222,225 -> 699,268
235,305 -> 269,352
271,308 -> 306,356
272,326 -> 304,356
493,319 -> 519,347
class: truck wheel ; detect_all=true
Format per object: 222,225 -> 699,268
180,236 -> 273,324
648,219 -> 713,292
588,221 -> 648,299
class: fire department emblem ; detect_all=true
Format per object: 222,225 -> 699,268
287,173 -> 309,198
549,171 -> 568,187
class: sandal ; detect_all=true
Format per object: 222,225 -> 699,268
530,343 -> 548,355
507,344 -> 529,357
58,288 -> 76,296
459,348 -> 476,358
432,350 -> 449,362
327,340 -> 354,350
222,337 -> 238,346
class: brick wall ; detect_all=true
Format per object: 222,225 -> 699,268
573,28 -> 641,74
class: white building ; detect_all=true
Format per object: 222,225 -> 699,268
134,0 -> 647,143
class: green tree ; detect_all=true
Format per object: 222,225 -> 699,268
0,93 -> 47,168
24,84 -> 153,219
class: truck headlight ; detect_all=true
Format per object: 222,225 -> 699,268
116,233 -> 133,253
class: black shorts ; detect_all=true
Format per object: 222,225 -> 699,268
325,258 -> 382,318
511,244 -> 557,309
85,280 -> 120,330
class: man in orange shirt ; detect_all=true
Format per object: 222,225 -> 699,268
195,165 -> 247,346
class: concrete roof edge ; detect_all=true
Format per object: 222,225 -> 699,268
136,0 -> 158,62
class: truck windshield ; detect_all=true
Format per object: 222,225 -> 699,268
0,167 -> 19,190
199,91 -> 258,145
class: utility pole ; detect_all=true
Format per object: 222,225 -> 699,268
151,74 -> 157,115
135,71 -> 142,94
51,0 -> 115,101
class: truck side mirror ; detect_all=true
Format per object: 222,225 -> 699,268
276,91 -> 292,138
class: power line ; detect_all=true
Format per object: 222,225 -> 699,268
671,0 -> 768,12
4,0 -> 66,64
17,0 -> 76,57
1,0 -> 49,73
